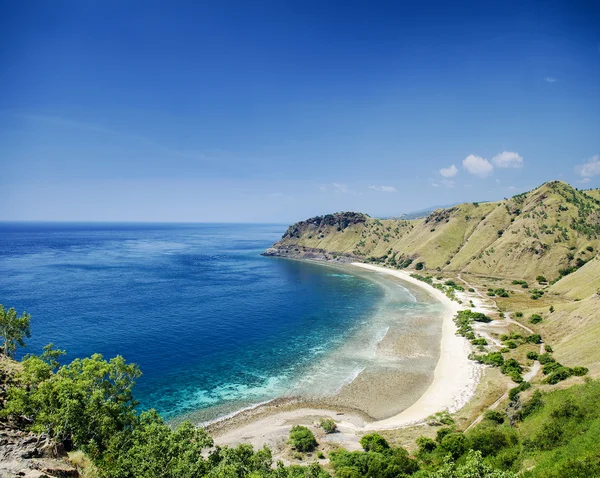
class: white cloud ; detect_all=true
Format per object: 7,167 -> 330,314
575,155 -> 600,178
430,181 -> 440,188
368,185 -> 397,192
492,151 -> 524,168
463,154 -> 494,178
439,164 -> 458,178
332,182 -> 350,193
441,179 -> 455,188
578,177 -> 591,184
545,77 -> 558,83
508,186 -> 517,191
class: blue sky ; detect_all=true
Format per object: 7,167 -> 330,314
1,1 -> 599,222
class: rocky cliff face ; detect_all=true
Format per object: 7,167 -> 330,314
0,356 -> 79,478
263,212 -> 368,261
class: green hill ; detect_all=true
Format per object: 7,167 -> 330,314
266,180 -> 600,284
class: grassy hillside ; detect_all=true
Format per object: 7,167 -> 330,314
271,181 -> 600,283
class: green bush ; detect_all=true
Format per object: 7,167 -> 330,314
319,418 -> 337,434
359,433 -> 389,453
526,351 -> 539,360
544,367 -> 573,385
538,353 -> 555,364
484,410 -> 505,424
436,427 -> 454,443
288,425 -> 317,452
509,381 -> 531,401
416,436 -> 437,453
440,432 -> 471,459
529,314 -> 543,324
544,344 -> 553,353
571,366 -> 589,376
468,425 -> 517,457
526,334 -> 542,344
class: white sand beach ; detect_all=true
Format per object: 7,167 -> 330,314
212,262 -> 480,451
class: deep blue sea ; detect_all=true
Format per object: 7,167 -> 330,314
0,223 -> 432,422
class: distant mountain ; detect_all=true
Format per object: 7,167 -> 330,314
384,203 -> 460,220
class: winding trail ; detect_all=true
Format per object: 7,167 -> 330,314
457,273 -> 544,432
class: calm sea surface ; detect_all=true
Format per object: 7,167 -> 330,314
0,223 -> 435,422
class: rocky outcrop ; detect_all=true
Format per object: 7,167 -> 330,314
262,244 -> 359,262
281,212 -> 368,240
0,426 -> 79,477
0,355 -> 79,478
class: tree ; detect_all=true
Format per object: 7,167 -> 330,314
0,305 -> 31,357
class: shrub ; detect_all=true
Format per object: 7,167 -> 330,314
529,314 -> 543,324
471,338 -> 488,346
530,289 -> 544,300
514,311 -> 523,318
533,420 -> 564,450
427,411 -> 455,426
526,351 -> 539,360
517,390 -> 543,420
472,352 -> 504,367
538,353 -> 555,364
526,334 -> 542,344
509,381 -> 531,401
468,425 -> 516,457
468,288 -> 475,293
416,436 -> 437,453
543,362 -> 563,375
319,418 -> 337,434
536,275 -> 547,283
571,366 -> 589,376
505,340 -> 518,349
317,451 -> 325,459
483,410 -> 505,424
544,344 -> 553,353
359,433 -> 389,453
415,262 -> 424,270
435,427 -> 454,443
289,425 -> 317,452
440,432 -> 470,459
544,367 -> 572,385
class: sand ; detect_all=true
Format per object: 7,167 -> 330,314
211,263 -> 481,450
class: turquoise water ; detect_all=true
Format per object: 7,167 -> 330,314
0,223 -> 435,422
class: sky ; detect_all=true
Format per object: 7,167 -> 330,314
1,0 -> 599,222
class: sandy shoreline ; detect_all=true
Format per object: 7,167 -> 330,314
351,264 -> 479,429
208,262 -> 480,449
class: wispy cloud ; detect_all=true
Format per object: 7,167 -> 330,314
575,154 -> 600,178
439,164 -> 458,178
368,185 -> 397,192
545,77 -> 558,83
492,151 -> 524,168
17,113 -> 209,161
441,179 -> 455,188
578,177 -> 591,184
463,154 -> 494,178
332,182 -> 349,193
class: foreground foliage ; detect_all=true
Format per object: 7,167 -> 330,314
2,333 -> 600,477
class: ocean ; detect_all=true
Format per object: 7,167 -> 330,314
0,222 -> 439,422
